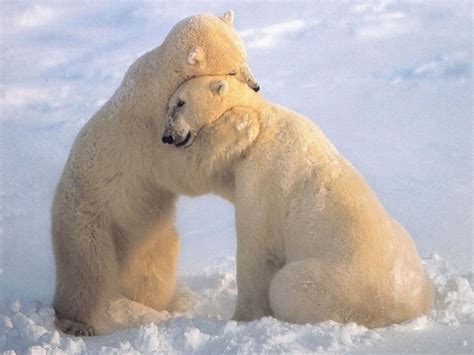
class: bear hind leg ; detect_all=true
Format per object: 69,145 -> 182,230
268,259 -> 390,327
53,223 -> 120,336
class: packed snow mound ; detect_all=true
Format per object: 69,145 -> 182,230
1,256 -> 472,354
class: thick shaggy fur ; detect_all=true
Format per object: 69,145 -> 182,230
52,12 -> 258,335
163,75 -> 434,328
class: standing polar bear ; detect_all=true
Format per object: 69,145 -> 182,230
52,11 -> 259,336
162,75 -> 434,328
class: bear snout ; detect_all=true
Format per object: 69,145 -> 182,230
162,135 -> 175,144
240,65 -> 260,92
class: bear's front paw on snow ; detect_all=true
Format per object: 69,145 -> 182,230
56,317 -> 96,336
232,303 -> 272,322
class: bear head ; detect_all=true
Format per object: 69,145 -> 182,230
164,11 -> 259,92
162,75 -> 262,149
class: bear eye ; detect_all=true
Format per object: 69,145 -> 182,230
177,100 -> 185,107
229,70 -> 237,76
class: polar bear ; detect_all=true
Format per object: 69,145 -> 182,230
162,75 -> 434,328
52,11 -> 259,336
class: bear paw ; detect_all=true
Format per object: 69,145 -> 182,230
56,317 -> 96,336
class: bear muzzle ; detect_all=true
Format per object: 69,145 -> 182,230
161,135 -> 175,144
249,82 -> 260,92
239,65 -> 260,92
161,131 -> 192,148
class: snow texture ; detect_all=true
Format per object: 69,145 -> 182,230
1,256 -> 473,354
0,0 -> 472,353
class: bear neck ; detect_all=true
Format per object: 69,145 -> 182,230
104,45 -> 189,126
85,46 -> 194,183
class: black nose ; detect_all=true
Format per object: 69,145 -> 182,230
253,84 -> 260,92
162,135 -> 174,144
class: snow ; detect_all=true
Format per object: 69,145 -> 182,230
1,257 -> 473,353
0,0 -> 472,353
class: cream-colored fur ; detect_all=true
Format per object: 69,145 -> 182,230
52,11 -> 259,336
163,75 -> 434,328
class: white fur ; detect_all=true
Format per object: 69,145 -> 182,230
52,12 -> 257,336
165,75 -> 434,328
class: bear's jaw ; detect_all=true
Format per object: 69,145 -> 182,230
161,131 -> 194,148
175,132 -> 193,148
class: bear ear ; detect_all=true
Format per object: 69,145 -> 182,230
210,80 -> 228,96
187,46 -> 205,65
220,10 -> 234,27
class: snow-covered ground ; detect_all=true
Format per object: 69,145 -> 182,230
1,1 -> 472,353
1,256 -> 473,353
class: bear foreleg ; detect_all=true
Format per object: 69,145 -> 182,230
121,219 -> 179,312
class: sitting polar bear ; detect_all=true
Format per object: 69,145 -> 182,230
52,11 -> 259,336
162,75 -> 434,328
